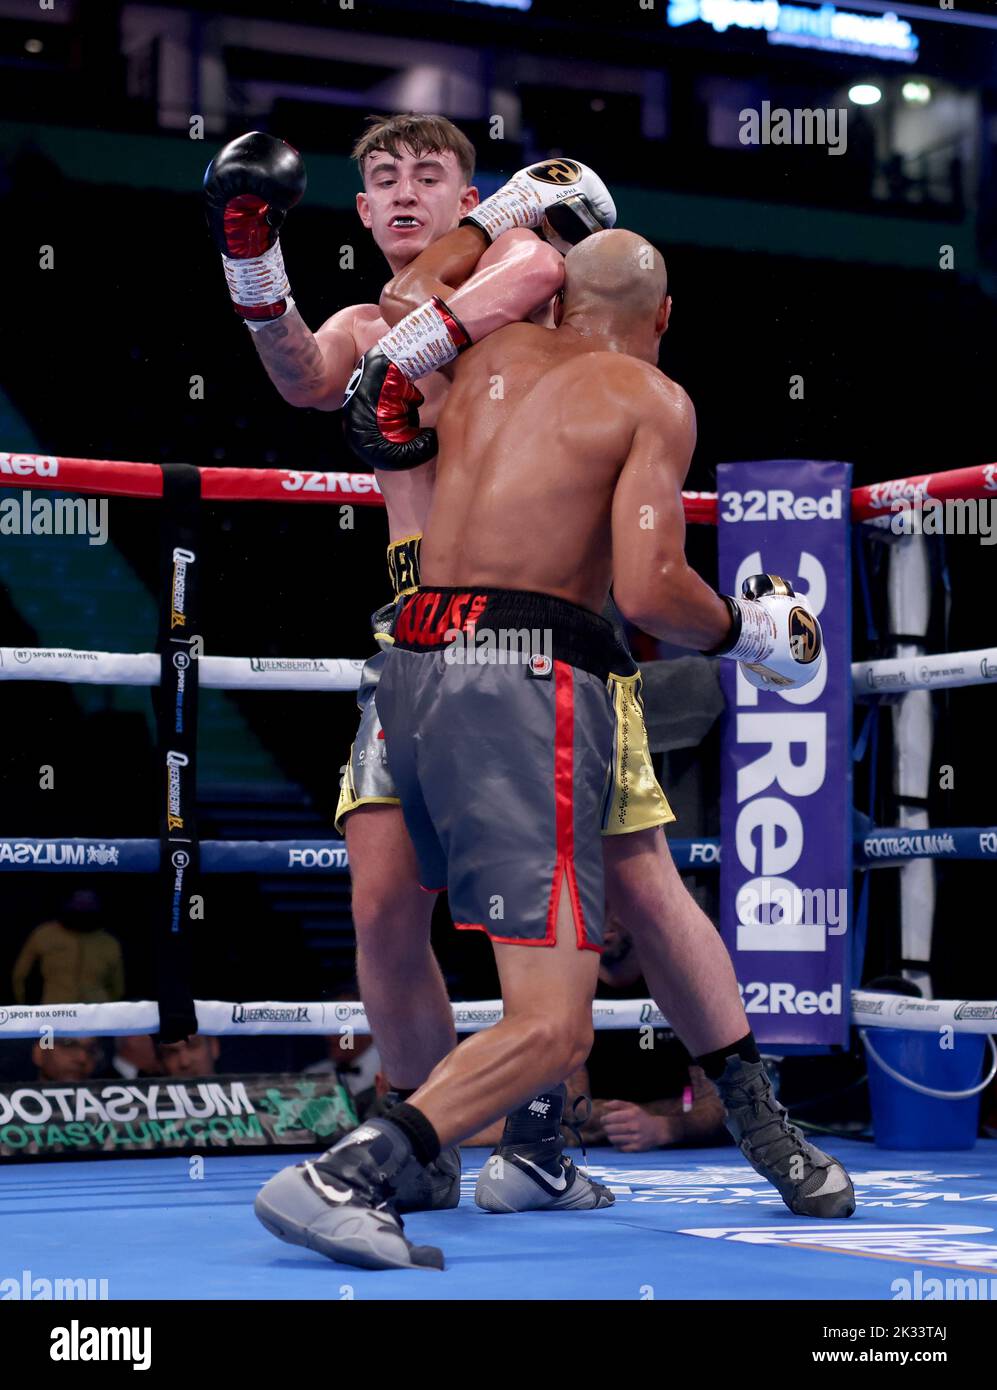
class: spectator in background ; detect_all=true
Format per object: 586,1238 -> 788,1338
12,891 -> 124,1005
569,912 -> 727,1152
580,1066 -> 725,1151
32,1037 -> 101,1084
158,1034 -> 220,1078
98,1035 -> 159,1081
461,913 -> 727,1150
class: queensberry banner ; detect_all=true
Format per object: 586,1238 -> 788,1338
717,460 -> 852,1046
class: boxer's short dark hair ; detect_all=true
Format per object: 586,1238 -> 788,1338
352,113 -> 476,186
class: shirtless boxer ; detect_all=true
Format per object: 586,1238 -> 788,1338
205,115 -> 853,1225
253,229 -> 850,1270
203,116 -> 579,1208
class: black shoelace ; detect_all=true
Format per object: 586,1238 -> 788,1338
562,1093 -> 594,1169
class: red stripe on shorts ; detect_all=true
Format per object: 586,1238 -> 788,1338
546,659 -> 594,949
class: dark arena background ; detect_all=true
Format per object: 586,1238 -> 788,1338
1,0 -> 996,1339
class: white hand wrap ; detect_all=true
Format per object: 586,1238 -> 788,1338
378,301 -> 462,381
722,597 -> 778,663
222,239 -> 291,311
465,183 -> 547,242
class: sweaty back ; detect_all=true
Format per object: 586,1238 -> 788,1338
419,321 -> 649,612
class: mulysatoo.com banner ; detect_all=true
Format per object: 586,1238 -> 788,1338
0,1074 -> 357,1159
717,460 -> 852,1046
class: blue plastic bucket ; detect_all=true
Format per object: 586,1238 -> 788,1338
863,1027 -> 989,1150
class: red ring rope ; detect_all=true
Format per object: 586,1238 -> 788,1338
3,452 -> 995,525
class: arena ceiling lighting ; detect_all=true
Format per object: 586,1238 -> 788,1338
902,80 -> 932,104
848,83 -> 883,105
666,0 -> 920,63
454,0 -> 532,9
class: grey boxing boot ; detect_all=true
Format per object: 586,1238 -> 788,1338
392,1146 -> 461,1213
713,1057 -> 856,1218
254,1119 -> 445,1270
474,1085 -> 614,1213
378,1090 -> 461,1213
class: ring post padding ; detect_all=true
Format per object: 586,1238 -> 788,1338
154,464 -> 202,1043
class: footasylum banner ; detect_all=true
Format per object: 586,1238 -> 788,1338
0,1073 -> 358,1158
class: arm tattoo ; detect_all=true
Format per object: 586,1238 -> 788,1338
248,308 -> 331,402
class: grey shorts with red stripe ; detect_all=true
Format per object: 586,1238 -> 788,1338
375,587 -> 623,950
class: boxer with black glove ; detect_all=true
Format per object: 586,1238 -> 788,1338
341,295 -> 471,471
203,131 -> 306,329
341,158 -> 616,472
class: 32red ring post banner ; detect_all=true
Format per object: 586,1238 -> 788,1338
717,460 -> 853,1046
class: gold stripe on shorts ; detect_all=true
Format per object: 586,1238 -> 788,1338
602,670 -> 676,836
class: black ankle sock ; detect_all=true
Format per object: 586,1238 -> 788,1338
387,1086 -> 416,1103
385,1102 -> 441,1168
696,1032 -> 761,1081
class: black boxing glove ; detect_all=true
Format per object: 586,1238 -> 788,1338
203,131 -> 306,328
342,296 -> 471,472
539,194 -> 612,256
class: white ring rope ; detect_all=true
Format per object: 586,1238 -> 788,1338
852,647 -> 997,696
860,1029 -> 997,1100
0,648 -> 364,691
1,992 -> 995,1038
4,644 -> 997,696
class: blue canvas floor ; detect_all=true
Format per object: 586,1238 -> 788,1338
3,1140 -> 997,1300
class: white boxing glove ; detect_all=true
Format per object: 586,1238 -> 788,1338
711,575 -> 823,691
463,158 -> 616,249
